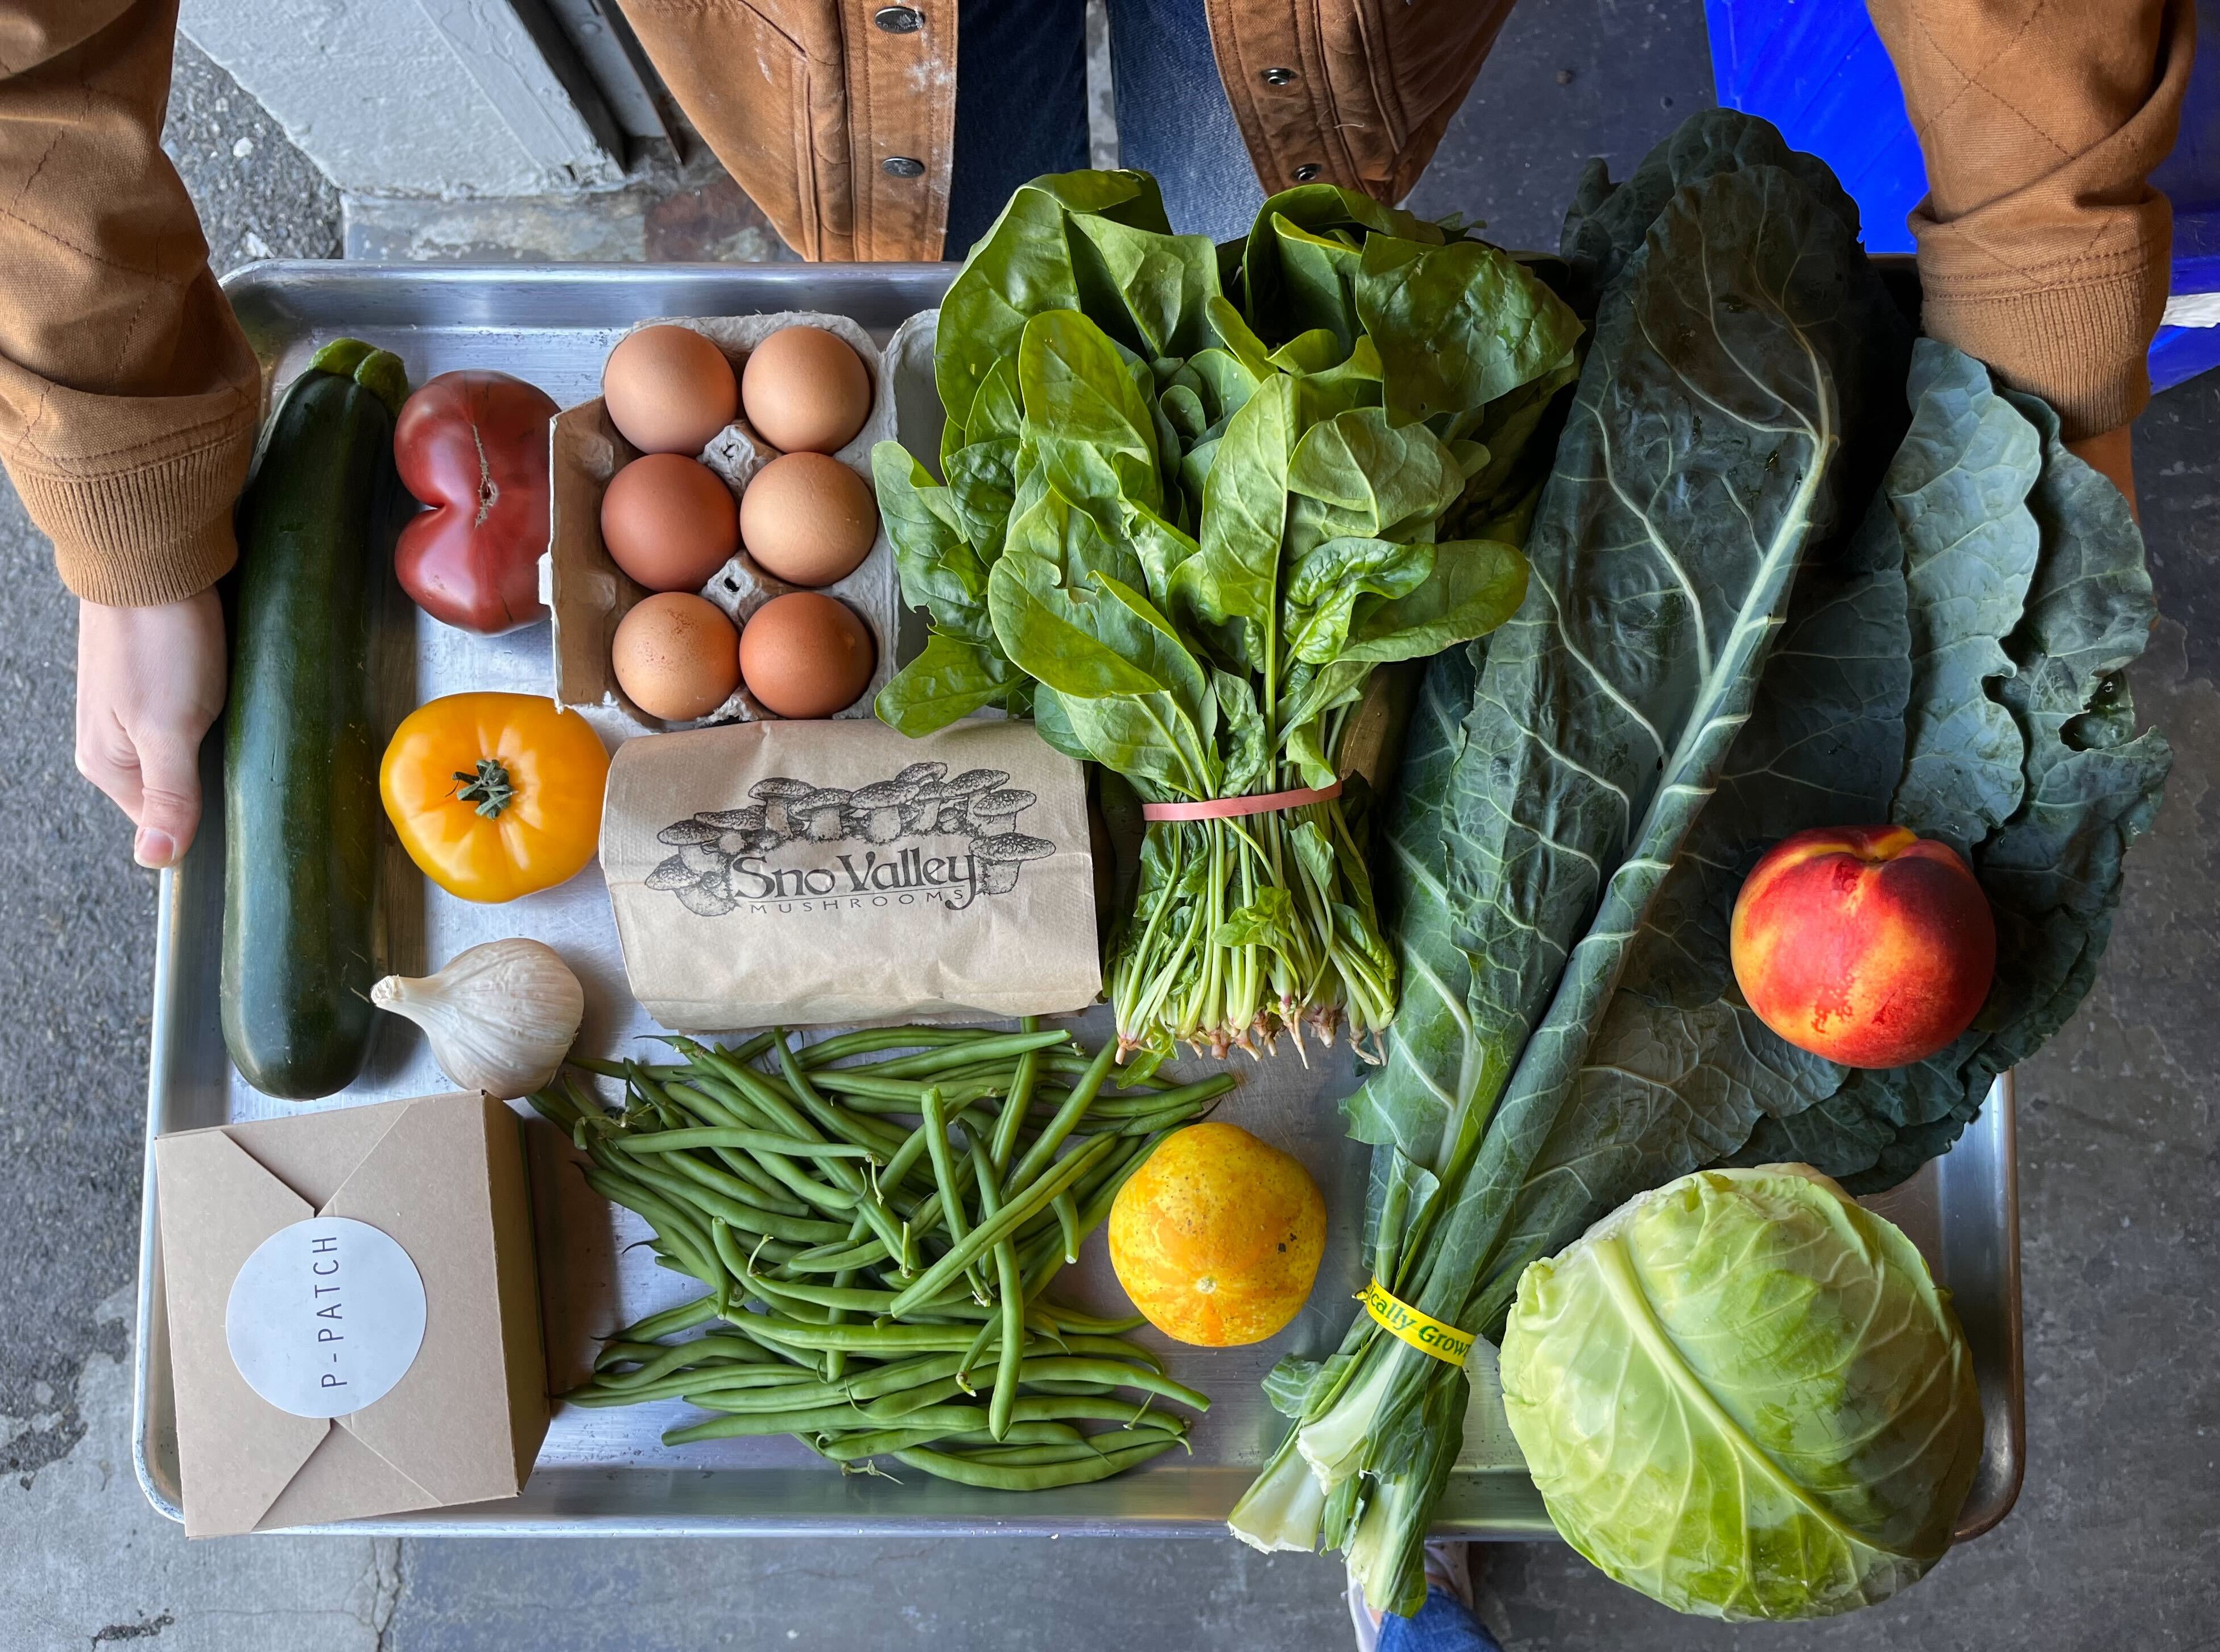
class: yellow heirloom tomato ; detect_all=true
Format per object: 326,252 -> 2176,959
380,692 -> 610,902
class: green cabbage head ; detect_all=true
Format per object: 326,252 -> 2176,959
1499,1165 -> 1982,1621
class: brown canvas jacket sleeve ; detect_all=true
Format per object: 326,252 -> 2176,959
1868,0 -> 2195,441
0,0 -> 259,607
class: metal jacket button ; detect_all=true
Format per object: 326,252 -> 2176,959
874,6 -> 923,31
883,156 -> 927,177
1262,67 -> 1296,84
1292,164 -> 1321,181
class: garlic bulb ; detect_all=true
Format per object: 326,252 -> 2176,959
371,938 -> 585,1099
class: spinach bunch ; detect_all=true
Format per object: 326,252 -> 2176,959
873,170 -> 1581,1063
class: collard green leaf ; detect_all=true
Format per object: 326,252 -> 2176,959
1558,108 -> 1863,309
1994,388 -> 2159,788
1743,382 -> 2170,1190
1342,642 -> 1485,1162
1398,164 -> 1898,1205
1381,163 -> 1905,1342
1883,341 -> 2041,850
1464,412 -> 1918,1312
1354,238 -> 1584,430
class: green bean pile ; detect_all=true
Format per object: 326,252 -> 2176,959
529,1021 -> 1234,1491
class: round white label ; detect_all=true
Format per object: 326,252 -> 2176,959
224,1216 -> 428,1419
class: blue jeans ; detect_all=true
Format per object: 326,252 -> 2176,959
1378,1588 -> 1505,1652
944,0 -> 1263,254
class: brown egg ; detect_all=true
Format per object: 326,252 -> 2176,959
738,593 -> 876,719
739,452 -> 879,587
601,453 -> 739,592
741,326 -> 872,454
602,325 -> 738,454
611,593 -> 741,722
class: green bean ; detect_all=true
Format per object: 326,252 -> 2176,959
770,1032 -> 911,1155
526,1087 -> 585,1131
599,1149 -> 812,1253
644,1150 -> 847,1243
888,1134 -> 1115,1316
988,1016 -> 1041,1173
1060,1335 -> 1164,1371
591,1334 -> 772,1385
1015,1356 -> 1208,1410
916,1088 -> 994,1298
868,1121 -> 936,1212
775,1237 -> 891,1273
1004,1395 -> 1181,1429
966,1137 -> 1026,1441
1037,1306 -> 1148,1335
1115,1102 -> 1210,1136
890,1435 -> 1179,1489
805,1070 -> 1014,1108
795,1026 -> 991,1068
814,1419 -> 1084,1461
942,1441 -> 1122,1468
859,1030 -> 1069,1079
607,1294 -> 719,1345
1051,1190 -> 1081,1264
564,1364 -> 818,1407
1019,1380 -> 1118,1396
841,1351 -> 969,1401
646,1079 -> 816,1211
1006,1038 -> 1119,1198
742,1319 -> 1029,1355
611,1128 -> 878,1161
582,1166 -> 721,1284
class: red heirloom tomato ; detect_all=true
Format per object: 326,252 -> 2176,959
394,370 -> 559,633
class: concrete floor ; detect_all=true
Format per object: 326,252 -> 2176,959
2,6 -> 2215,1648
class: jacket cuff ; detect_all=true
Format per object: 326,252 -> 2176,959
1915,251 -> 2160,442
17,433 -> 251,607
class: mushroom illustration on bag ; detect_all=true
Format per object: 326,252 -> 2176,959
642,764 -> 1057,916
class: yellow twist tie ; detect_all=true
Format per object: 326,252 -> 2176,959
1358,1277 -> 1475,1367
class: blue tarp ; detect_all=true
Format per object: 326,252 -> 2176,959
1705,0 -> 2220,391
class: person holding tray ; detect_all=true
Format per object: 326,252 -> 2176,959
0,0 -> 2189,1641
0,0 -> 2185,886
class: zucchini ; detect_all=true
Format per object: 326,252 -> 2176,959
220,339 -> 408,1100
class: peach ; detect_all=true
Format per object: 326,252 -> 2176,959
1730,825 -> 1996,1069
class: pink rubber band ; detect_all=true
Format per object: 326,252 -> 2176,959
1140,780 -> 1343,822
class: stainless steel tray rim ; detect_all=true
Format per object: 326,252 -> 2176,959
135,261 -> 2024,1547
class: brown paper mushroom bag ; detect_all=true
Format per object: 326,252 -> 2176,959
600,719 -> 1100,1029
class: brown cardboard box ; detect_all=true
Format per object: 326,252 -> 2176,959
155,1092 -> 547,1537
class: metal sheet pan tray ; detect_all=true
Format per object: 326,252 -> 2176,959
133,260 -> 2023,1541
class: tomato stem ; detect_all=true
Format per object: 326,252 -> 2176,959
453,757 -> 516,818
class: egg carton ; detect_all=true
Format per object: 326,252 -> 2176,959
544,308 -> 936,732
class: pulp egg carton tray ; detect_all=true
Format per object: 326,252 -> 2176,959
543,309 -> 933,734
